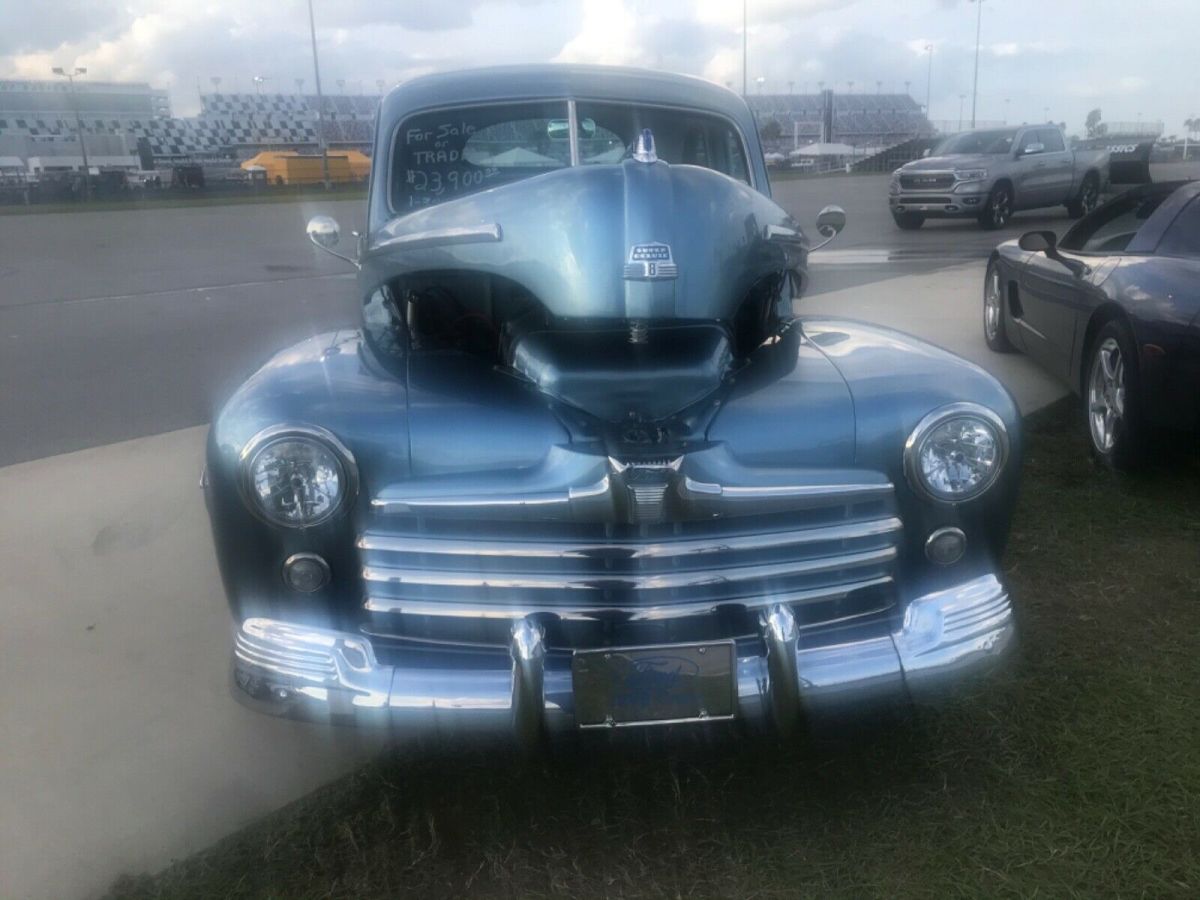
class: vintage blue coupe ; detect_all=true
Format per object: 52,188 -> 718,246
205,65 -> 1020,740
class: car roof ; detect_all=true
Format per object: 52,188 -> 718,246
378,64 -> 754,131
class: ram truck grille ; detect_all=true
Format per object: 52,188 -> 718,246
900,173 -> 954,190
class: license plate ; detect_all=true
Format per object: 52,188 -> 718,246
572,641 -> 736,728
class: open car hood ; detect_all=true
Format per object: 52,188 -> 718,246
360,158 -> 805,322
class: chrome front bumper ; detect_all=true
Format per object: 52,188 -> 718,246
231,574 -> 1015,738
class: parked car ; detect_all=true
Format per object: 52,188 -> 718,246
984,180 -> 1200,468
205,65 -> 1020,742
890,125 -> 1109,230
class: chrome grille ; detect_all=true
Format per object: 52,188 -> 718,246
900,173 -> 954,190
358,492 -> 901,647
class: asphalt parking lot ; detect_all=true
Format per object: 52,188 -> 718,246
0,166 -> 1192,899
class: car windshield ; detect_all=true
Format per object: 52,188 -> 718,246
392,100 -> 750,211
934,128 -> 1017,154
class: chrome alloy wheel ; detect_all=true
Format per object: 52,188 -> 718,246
1081,178 -> 1099,214
989,187 -> 1011,227
984,266 -> 1002,341
1087,337 -> 1126,452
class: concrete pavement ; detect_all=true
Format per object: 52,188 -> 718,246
0,427 -> 383,900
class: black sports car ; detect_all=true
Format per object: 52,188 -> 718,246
984,179 -> 1200,468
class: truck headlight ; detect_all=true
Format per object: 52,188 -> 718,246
240,426 -> 357,527
904,403 -> 1008,502
954,168 -> 987,181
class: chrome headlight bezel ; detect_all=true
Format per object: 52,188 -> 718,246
903,402 -> 1009,503
238,424 -> 359,528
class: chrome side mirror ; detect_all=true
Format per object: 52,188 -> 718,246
306,215 -> 358,267
809,205 -> 846,252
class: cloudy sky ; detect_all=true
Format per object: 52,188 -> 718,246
1,0 -> 1195,135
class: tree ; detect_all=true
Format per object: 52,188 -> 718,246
1085,108 -> 1103,137
759,118 -> 783,142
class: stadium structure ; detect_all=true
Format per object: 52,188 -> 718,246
0,78 -> 377,183
748,90 -> 933,148
1,77 -> 936,167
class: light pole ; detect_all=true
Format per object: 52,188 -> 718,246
904,80 -> 911,97
51,66 -> 90,200
253,75 -> 266,95
847,80 -> 854,94
376,79 -> 385,95
969,0 -> 984,128
1043,105 -> 1049,122
211,76 -> 221,94
788,80 -> 794,94
1004,97 -> 1010,124
924,43 -> 934,121
336,78 -> 345,95
307,0 -> 331,189
742,0 -> 748,97
959,93 -> 966,131
876,80 -> 882,95
756,76 -> 765,94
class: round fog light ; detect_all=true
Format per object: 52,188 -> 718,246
925,527 -> 966,566
283,553 -> 331,592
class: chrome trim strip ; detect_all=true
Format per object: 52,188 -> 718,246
566,98 -> 580,167
361,545 -> 896,592
371,475 -> 610,513
357,516 -> 902,560
680,476 -> 893,501
363,574 -> 895,620
373,223 -> 502,254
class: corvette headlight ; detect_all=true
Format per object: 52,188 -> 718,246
240,426 -> 357,527
954,168 -> 987,181
904,403 -> 1008,502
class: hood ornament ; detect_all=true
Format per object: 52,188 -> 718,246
633,128 -> 658,163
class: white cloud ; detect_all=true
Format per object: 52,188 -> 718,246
553,0 -> 643,66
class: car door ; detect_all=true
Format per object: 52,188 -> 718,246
1036,128 -> 1074,205
1016,246 -> 1111,382
1012,129 -> 1050,209
1017,187 -> 1175,383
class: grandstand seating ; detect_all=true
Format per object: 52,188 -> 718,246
1,88 -> 930,165
748,93 -> 933,149
0,91 -> 377,161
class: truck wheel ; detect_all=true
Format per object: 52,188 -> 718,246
892,212 -> 924,230
983,260 -> 1013,352
977,184 -> 1012,230
1066,174 -> 1100,219
1085,319 -> 1144,470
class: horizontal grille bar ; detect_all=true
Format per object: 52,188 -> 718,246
362,545 -> 896,593
357,516 -> 902,561
365,574 -> 894,621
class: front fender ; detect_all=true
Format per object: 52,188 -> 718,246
801,317 -> 1023,598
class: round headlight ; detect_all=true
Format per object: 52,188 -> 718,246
904,403 -> 1007,502
240,427 -> 356,527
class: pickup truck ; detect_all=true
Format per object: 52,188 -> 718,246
889,125 -> 1109,230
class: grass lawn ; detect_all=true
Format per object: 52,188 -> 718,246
108,401 -> 1200,899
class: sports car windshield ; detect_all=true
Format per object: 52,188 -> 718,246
934,128 -> 1017,154
392,100 -> 750,212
